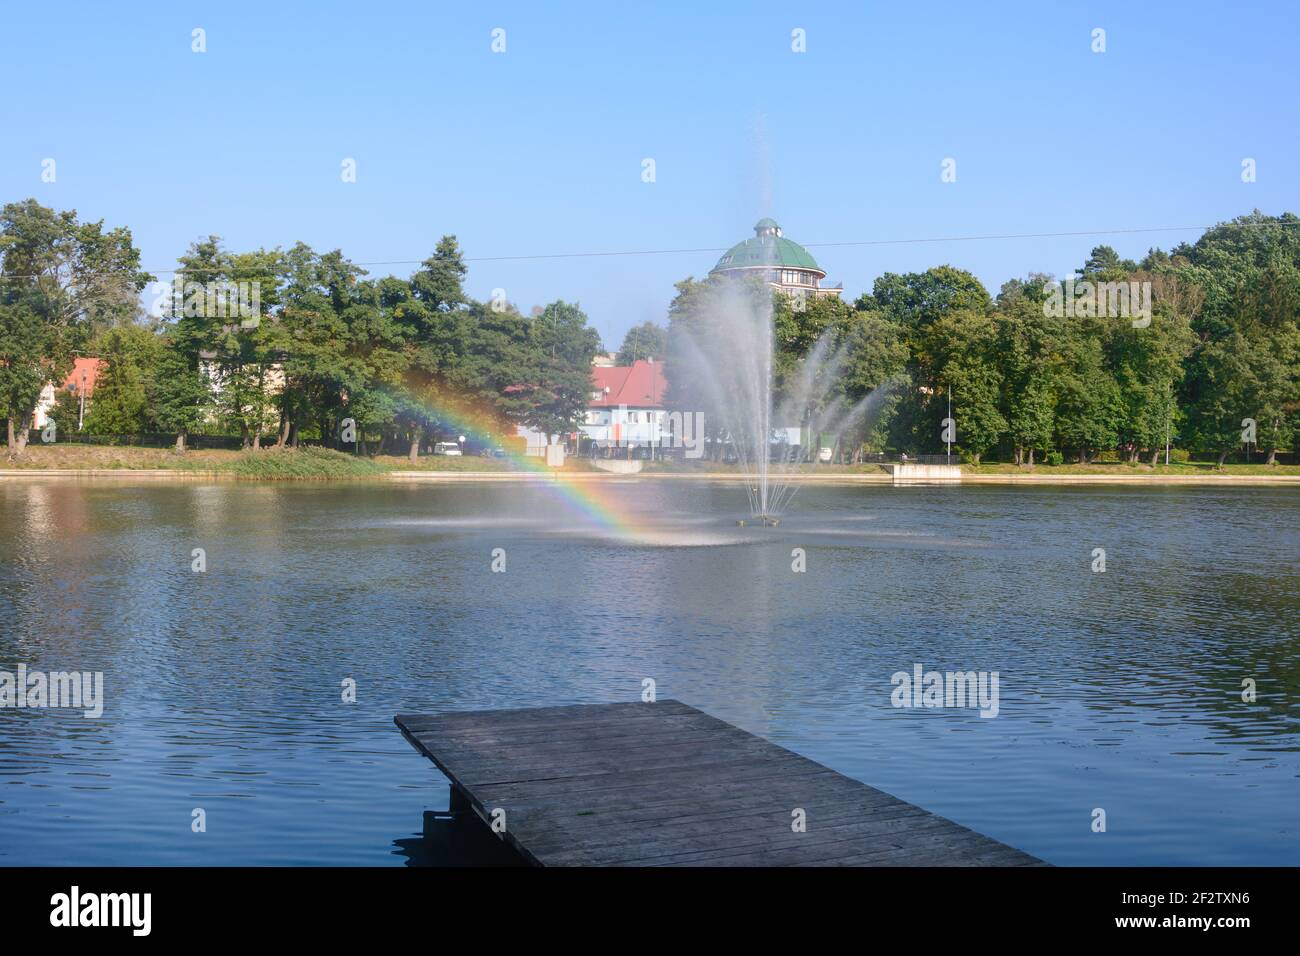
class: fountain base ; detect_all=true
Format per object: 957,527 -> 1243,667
736,516 -> 781,527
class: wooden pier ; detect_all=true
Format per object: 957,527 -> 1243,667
395,700 -> 1043,867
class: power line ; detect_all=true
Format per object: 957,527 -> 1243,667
1,219 -> 1296,280
464,223 -> 1267,264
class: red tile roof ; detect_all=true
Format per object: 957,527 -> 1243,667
62,357 -> 103,395
590,359 -> 666,408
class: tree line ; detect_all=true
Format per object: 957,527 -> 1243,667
665,210 -> 1299,465
0,199 -> 602,457
3,198 -> 1296,466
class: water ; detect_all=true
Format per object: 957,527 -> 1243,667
0,479 -> 1297,865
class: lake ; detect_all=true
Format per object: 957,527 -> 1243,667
0,478 -> 1297,865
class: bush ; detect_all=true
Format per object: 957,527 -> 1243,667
222,446 -> 385,480
1045,450 -> 1065,466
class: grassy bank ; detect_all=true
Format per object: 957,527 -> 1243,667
222,446 -> 385,479
965,460 -> 1300,476
639,458 -> 868,475
644,458 -> 1300,477
377,453 -> 514,472
3,444 -> 1296,481
0,444 -> 597,478
2,444 -> 384,479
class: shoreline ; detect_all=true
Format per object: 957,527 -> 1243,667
2,467 -> 1299,486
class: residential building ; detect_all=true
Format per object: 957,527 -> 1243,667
579,358 -> 669,456
33,357 -> 104,430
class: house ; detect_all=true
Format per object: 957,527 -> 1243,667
33,357 -> 104,430
513,358 -> 671,457
579,358 -> 669,456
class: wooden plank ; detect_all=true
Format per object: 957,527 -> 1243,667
394,700 -> 1044,867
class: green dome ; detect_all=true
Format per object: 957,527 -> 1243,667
711,219 -> 823,275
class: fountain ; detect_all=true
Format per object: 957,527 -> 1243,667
668,277 -> 894,520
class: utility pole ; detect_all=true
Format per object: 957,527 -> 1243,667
78,372 -> 87,431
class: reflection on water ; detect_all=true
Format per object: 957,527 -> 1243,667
392,811 -> 525,867
0,479 -> 1296,865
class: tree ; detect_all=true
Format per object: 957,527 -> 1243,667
1185,331 -> 1256,466
268,244 -> 403,451
392,237 -> 470,460
0,199 -> 149,453
869,268 -> 993,455
154,335 -> 211,451
994,286 -> 1058,465
1182,212 -> 1300,465
85,328 -> 148,436
831,308 -> 908,453
1079,245 -> 1137,280
0,302 -> 48,452
616,321 -> 666,364
517,300 -> 602,441
925,311 -> 1006,463
49,386 -> 82,437
771,290 -> 839,405
1107,305 -> 1194,464
1054,317 -> 1124,462
863,266 -> 991,331
87,323 -> 164,432
208,249 -> 282,448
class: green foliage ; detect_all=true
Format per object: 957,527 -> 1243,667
616,321 -> 666,363
875,267 -> 995,455
518,300 -> 604,439
49,387 -> 81,436
0,198 -> 149,451
3,199 -> 1294,469
85,328 -> 149,436
863,266 -> 991,330
221,446 -> 385,479
1182,212 -> 1300,461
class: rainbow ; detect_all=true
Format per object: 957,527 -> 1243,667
398,391 -> 648,539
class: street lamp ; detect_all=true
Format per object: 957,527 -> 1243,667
946,385 -> 952,465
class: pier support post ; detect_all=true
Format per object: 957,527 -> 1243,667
449,784 -> 471,815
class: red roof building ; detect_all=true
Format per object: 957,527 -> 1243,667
64,357 -> 103,395
32,357 -> 105,429
590,359 -> 667,409
579,359 -> 670,452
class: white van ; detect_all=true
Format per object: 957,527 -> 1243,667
433,442 -> 462,456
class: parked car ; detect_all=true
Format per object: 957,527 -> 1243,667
433,442 -> 462,456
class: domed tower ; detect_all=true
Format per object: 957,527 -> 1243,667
709,219 -> 842,298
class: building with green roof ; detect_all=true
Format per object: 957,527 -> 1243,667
709,219 -> 842,298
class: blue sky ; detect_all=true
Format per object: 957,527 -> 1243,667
2,0 -> 1296,349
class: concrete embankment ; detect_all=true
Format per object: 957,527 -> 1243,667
2,467 -> 1298,486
